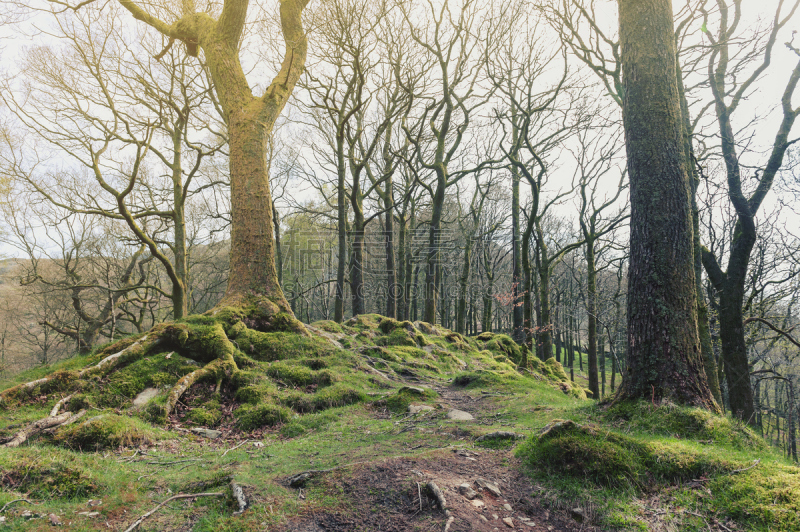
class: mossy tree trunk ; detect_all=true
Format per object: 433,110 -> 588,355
616,0 -> 716,409
118,0 -> 310,318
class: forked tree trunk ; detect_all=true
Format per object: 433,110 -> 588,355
118,0 -> 311,320
616,0 -> 716,409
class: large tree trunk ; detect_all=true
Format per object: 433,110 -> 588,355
223,109 -> 288,309
616,0 -> 715,409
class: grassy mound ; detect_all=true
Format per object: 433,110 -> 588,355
518,419 -> 736,488
2,313 -> 571,450
54,414 -> 161,451
600,400 -> 766,450
0,448 -> 99,498
517,409 -> 800,531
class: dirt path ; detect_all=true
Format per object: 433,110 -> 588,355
284,381 -> 598,531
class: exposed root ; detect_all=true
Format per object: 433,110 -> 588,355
79,335 -> 162,377
1,410 -> 81,448
164,323 -> 238,417
0,335 -> 162,407
50,394 -> 74,417
121,492 -> 225,532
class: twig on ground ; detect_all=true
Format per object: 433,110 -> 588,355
0,499 -> 36,514
443,516 -> 455,531
144,459 -> 201,466
730,459 -> 760,474
221,440 -> 254,457
122,492 -> 224,532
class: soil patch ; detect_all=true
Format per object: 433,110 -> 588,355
285,448 -> 599,531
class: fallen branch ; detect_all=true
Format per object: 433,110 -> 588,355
443,515 -> 455,532
122,492 -> 224,532
475,431 -> 525,442
43,409 -> 87,434
426,481 -> 447,511
0,499 -> 36,513
230,480 -> 247,515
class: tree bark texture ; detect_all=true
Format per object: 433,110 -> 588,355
617,0 -> 716,409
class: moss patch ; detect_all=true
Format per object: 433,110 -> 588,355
601,401 -> 766,450
55,414 -> 159,451
0,449 -> 99,498
235,403 -> 293,430
518,419 -> 735,489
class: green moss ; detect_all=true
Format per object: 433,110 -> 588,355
232,330 -> 336,362
235,403 -> 292,430
55,414 -> 158,450
96,352 -> 197,407
710,461 -> 800,530
265,361 -> 338,388
311,384 -> 366,411
0,450 -> 99,498
299,358 -> 329,370
602,401 -> 766,450
345,314 -> 384,331
186,405 -> 222,426
517,419 -> 735,489
544,358 -> 569,382
280,411 -> 339,438
387,328 -> 417,347
482,334 -> 523,365
234,384 -> 274,405
311,320 -> 344,334
452,369 -> 522,388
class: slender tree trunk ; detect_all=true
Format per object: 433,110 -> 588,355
586,239 -> 599,398
511,166 -> 524,343
616,0 -> 715,409
384,187 -> 397,319
538,265 -> 553,359
334,136 -> 347,323
424,186 -> 445,324
456,239 -> 473,334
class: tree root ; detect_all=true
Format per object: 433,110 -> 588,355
0,499 -> 37,514
1,410 -> 85,448
0,335 -> 162,407
163,323 -> 238,417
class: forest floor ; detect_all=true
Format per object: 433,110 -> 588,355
0,314 -> 797,531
